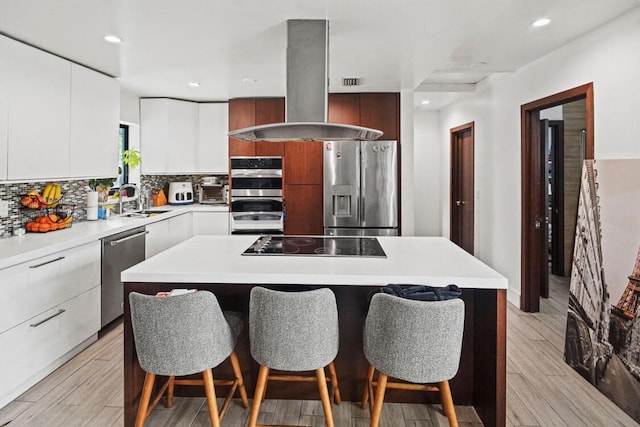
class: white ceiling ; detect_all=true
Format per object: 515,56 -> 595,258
2,0 -> 639,111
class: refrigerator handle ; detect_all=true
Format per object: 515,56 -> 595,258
359,143 -> 365,224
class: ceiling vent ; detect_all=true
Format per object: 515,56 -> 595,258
342,77 -> 361,87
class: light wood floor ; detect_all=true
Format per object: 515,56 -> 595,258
1,277 -> 638,426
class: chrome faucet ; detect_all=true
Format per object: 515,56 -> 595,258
118,184 -> 141,214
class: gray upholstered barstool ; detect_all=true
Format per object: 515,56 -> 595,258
247,287 -> 341,427
361,293 -> 465,427
129,291 -> 249,427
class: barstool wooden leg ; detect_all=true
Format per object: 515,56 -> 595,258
202,369 -> 221,427
439,380 -> 458,427
135,373 -> 155,427
229,351 -> 249,408
369,372 -> 387,427
166,376 -> 175,408
361,364 -> 376,409
327,362 -> 342,405
316,368 -> 334,427
248,365 -> 269,427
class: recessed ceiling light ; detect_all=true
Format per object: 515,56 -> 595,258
188,82 -> 200,87
103,34 -> 122,44
242,78 -> 258,83
421,100 -> 430,105
532,18 -> 551,27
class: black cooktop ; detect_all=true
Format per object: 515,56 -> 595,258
242,235 -> 387,258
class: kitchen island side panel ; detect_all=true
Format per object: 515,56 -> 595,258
123,282 -> 505,427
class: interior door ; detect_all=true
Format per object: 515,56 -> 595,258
521,83 -> 593,312
450,123 -> 474,254
539,120 -> 551,298
522,108 -> 548,312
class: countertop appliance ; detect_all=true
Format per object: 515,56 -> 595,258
324,140 -> 398,236
230,157 -> 283,234
168,181 -> 194,205
197,177 -> 228,204
101,226 -> 147,327
242,235 -> 386,258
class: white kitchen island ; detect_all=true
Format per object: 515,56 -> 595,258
122,235 -> 508,427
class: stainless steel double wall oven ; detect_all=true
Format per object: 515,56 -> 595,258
229,156 -> 284,234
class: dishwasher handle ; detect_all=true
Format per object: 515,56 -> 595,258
108,230 -> 149,246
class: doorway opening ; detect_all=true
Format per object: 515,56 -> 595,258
521,83 -> 594,312
450,122 -> 474,254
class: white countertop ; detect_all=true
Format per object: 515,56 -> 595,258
0,204 -> 228,270
122,235 -> 508,289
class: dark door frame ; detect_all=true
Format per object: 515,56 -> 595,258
521,83 -> 594,312
450,121 -> 475,254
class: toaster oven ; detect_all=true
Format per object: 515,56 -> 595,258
198,184 -> 228,204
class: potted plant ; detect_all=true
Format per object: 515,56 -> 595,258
88,177 -> 116,202
88,149 -> 142,202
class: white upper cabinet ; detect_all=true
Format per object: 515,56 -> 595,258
4,36 -> 71,180
140,99 -> 170,174
141,99 -> 198,174
70,64 -> 120,178
0,38 -> 9,180
168,100 -> 198,173
141,98 -> 229,174
0,35 -> 120,181
198,103 -> 229,174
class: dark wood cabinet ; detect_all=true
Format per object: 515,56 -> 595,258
255,98 -> 284,125
328,93 -> 399,141
284,184 -> 323,235
360,93 -> 399,141
256,141 -> 284,156
284,141 -> 322,184
328,93 -> 360,125
228,94 -> 399,236
228,97 -> 285,157
228,98 -> 257,156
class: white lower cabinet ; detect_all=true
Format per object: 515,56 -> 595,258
145,219 -> 171,259
145,213 -> 193,258
0,241 -> 101,407
0,283 -> 100,408
0,241 -> 101,335
192,211 -> 229,235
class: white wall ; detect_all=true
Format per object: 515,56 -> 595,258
413,109 -> 442,236
400,89 -> 416,235
414,6 -> 640,306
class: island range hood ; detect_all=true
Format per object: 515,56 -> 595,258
228,20 -> 383,142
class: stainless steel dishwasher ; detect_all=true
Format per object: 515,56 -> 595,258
101,226 -> 147,327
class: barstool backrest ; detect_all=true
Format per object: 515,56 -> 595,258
249,287 -> 339,371
129,291 -> 237,376
364,293 -> 465,384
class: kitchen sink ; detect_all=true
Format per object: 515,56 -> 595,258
121,210 -> 169,218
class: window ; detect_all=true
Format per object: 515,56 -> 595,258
116,124 -> 129,187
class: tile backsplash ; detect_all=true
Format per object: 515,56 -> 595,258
0,174 -> 228,236
140,174 -> 228,203
0,180 -> 90,236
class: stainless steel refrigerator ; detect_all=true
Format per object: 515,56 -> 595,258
323,140 -> 398,236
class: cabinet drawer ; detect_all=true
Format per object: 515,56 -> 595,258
0,241 -> 101,334
0,286 -> 100,401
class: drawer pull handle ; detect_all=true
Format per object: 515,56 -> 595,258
29,256 -> 65,269
30,309 -> 66,327
109,230 -> 149,246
